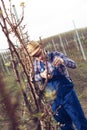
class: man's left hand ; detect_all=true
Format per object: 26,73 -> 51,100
52,56 -> 64,67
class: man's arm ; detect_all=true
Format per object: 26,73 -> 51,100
33,60 -> 42,82
53,52 -> 77,69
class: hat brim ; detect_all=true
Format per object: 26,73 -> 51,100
30,47 -> 41,56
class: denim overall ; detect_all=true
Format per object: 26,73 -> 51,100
40,61 -> 87,130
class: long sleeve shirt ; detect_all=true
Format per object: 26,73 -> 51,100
34,51 -> 77,82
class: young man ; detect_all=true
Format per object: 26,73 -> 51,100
27,40 -> 87,130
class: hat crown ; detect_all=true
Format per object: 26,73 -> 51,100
27,41 -> 40,56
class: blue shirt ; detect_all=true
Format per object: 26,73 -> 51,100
34,51 -> 77,81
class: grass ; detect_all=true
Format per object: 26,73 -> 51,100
0,32 -> 87,129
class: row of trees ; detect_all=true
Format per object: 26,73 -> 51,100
0,1 -> 60,130
43,28 -> 87,61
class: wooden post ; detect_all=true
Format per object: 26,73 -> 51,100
59,34 -> 67,55
73,20 -> 86,60
52,39 -> 57,51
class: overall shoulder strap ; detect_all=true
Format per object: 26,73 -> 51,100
40,62 -> 45,72
48,52 -> 54,62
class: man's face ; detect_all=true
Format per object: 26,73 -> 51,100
33,49 -> 46,61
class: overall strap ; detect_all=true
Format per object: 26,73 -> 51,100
40,61 -> 45,72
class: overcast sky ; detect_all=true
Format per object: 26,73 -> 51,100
0,0 -> 87,51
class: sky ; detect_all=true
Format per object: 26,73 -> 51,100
0,0 -> 87,51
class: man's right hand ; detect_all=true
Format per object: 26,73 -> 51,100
40,70 -> 53,79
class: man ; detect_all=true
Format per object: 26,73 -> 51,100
27,40 -> 87,130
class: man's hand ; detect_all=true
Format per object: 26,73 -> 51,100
52,56 -> 64,67
40,70 -> 53,79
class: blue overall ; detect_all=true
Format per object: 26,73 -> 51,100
40,62 -> 87,130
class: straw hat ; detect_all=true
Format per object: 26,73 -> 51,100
27,41 -> 41,56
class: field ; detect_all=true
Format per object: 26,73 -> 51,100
0,27 -> 87,129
